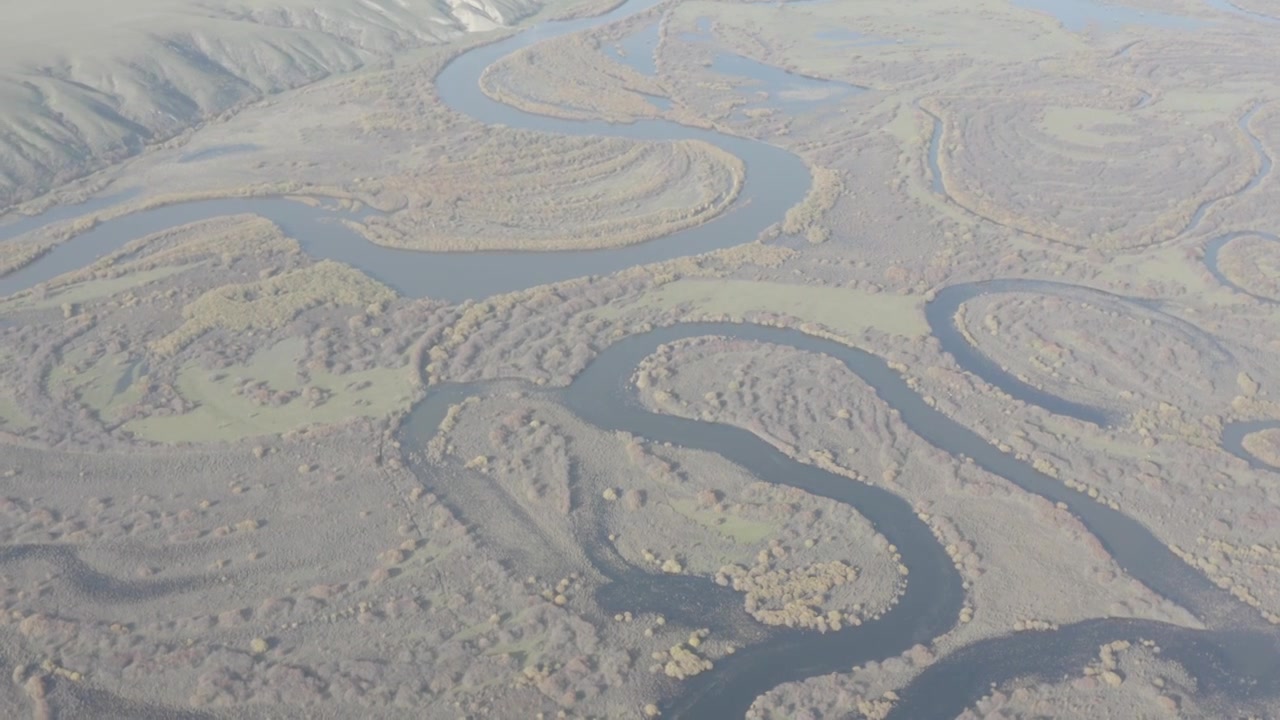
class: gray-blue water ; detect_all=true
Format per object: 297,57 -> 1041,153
3,0 -> 1279,716
602,20 -> 661,74
1222,420 -> 1280,473
0,188 -> 142,244
1204,231 -> 1280,304
2,0 -> 811,304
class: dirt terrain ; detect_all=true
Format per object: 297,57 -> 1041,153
3,0 -> 1280,716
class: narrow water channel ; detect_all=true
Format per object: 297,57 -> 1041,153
2,0 -> 1277,715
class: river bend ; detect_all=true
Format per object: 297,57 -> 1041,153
1,0 -> 1277,717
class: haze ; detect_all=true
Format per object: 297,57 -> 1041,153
1,0 -> 1279,718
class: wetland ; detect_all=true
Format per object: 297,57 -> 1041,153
3,0 -> 1280,717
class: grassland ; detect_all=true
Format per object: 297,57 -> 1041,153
0,391 -> 32,431
927,91 -> 1259,249
151,260 -> 396,358
597,278 -> 928,338
954,289 -> 1235,414
481,30 -> 669,122
45,345 -> 147,425
5,0 -> 1280,716
357,136 -> 745,252
1216,234 -> 1280,301
667,496 -> 777,545
0,264 -> 198,313
125,338 -> 414,442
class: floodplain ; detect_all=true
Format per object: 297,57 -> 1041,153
2,0 -> 1280,717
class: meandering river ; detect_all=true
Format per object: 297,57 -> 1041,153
2,0 -> 1278,716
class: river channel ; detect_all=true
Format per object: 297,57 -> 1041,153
2,0 -> 1279,716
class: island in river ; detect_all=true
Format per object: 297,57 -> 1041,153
2,0 -> 1280,717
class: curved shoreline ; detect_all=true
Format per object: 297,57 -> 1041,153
1222,420 -> 1280,473
3,0 -> 1278,716
919,101 -> 1271,250
1,0 -> 808,304
924,278 -> 1236,427
886,618 -> 1280,719
1204,230 -> 1280,305
406,322 -> 1274,717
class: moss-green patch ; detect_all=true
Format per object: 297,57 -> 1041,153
124,337 -> 415,443
45,345 -> 92,393
603,278 -> 927,338
45,348 -> 147,424
668,498 -> 777,545
0,263 -> 200,313
0,393 -> 34,431
452,620 -> 496,644
485,634 -> 544,670
483,606 -> 549,667
152,260 -> 396,357
1039,107 -> 1140,149
1158,89 -> 1257,121
79,359 -> 145,421
238,337 -> 308,391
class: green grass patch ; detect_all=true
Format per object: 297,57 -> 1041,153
0,263 -> 200,313
0,393 -> 33,431
668,497 -> 777,545
603,278 -> 927,338
45,348 -> 146,423
152,260 -> 396,357
124,337 -> 415,443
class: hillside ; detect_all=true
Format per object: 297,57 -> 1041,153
0,0 -> 544,211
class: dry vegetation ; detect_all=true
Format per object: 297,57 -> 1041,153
151,261 -> 396,358
2,215 -> 293,314
0,427 -> 644,718
924,90 -> 1258,249
357,136 -> 744,251
408,392 -> 904,711
1215,233 -> 1280,301
747,640 -> 934,720
635,336 -> 1196,645
6,0 -> 1280,715
952,289 -> 1236,415
0,0 -> 558,211
1242,428 -> 1280,467
955,640 -> 1242,719
782,166 -> 844,245
481,31 -> 669,122
438,393 -> 902,603
20,22 -> 750,258
0,214 -> 457,449
0,242 -> 52,278
892,322 -> 1280,627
